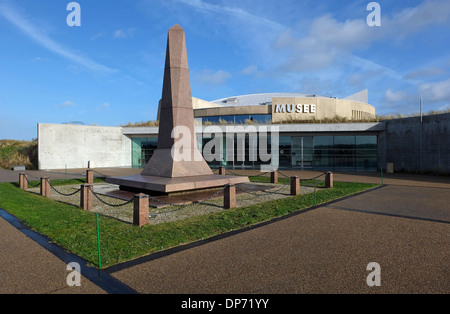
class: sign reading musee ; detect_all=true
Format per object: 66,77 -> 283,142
274,103 -> 316,114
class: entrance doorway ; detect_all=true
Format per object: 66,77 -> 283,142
291,136 -> 313,169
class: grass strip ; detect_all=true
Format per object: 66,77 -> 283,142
0,180 -> 378,268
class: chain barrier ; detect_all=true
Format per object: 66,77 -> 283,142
235,177 -> 292,196
23,175 -> 41,188
22,170 -> 330,211
90,187 -> 134,207
148,185 -> 227,208
223,168 -> 269,177
47,179 -> 82,196
91,170 -> 110,178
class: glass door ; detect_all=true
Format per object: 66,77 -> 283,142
291,136 -> 313,169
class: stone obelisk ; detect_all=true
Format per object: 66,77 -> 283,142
106,25 -> 248,195
141,24 -> 213,178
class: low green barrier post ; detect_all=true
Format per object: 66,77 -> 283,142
314,179 -> 317,205
96,213 -> 102,269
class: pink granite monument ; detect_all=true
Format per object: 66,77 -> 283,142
106,24 -> 248,194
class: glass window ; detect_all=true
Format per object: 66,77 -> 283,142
313,136 -> 334,169
131,137 -> 157,168
250,114 -> 272,124
219,115 -> 235,124
234,115 -> 248,124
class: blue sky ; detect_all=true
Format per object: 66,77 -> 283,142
0,0 -> 449,140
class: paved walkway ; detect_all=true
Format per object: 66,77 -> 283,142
0,168 -> 448,294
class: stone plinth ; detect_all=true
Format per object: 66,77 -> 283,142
81,184 -> 93,211
290,176 -> 300,195
19,173 -> 28,190
107,174 -> 248,195
271,171 -> 278,184
325,172 -> 334,188
133,193 -> 149,227
224,185 -> 236,209
40,178 -> 50,197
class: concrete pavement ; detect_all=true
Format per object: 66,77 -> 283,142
0,168 -> 448,294
108,185 -> 449,294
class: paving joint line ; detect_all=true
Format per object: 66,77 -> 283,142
325,204 -> 450,225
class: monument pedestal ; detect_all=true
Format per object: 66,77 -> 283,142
106,174 -> 249,195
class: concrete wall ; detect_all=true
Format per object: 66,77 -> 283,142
38,123 -> 131,170
382,113 -> 450,174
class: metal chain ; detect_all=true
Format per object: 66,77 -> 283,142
47,179 -> 81,196
148,185 -> 227,208
235,176 -> 292,196
23,175 -> 41,187
91,170 -> 110,177
90,188 -> 134,207
222,168 -> 270,177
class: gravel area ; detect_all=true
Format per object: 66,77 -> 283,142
28,182 -> 317,225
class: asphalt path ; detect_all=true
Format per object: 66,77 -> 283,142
108,185 -> 449,294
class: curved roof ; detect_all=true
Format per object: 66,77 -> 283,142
211,93 -> 330,107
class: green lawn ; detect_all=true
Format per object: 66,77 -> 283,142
0,179 -> 378,268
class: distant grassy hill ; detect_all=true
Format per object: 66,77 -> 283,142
0,139 -> 38,170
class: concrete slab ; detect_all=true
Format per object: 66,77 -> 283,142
105,174 -> 249,194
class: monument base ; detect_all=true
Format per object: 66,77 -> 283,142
105,174 -> 249,195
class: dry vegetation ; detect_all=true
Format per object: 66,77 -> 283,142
0,139 -> 38,170
122,109 -> 450,127
122,120 -> 159,127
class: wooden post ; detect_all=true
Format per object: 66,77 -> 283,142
290,176 -> 300,195
80,184 -> 93,211
224,185 -> 236,209
19,173 -> 28,190
325,171 -> 334,188
133,193 -> 150,227
40,178 -> 50,197
86,170 -> 94,184
271,171 -> 278,184
219,166 -> 226,175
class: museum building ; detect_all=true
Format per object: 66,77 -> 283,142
38,90 -> 450,175
121,91 -> 381,172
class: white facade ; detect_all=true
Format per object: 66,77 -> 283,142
38,123 -> 131,170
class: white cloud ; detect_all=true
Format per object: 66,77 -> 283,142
113,28 -> 135,39
384,89 -> 408,103
438,103 -> 450,111
404,67 -> 447,80
272,0 -> 450,74
241,65 -> 259,75
418,78 -> 450,103
272,14 -> 377,73
196,70 -> 231,85
0,2 -> 115,74
96,102 -> 111,111
177,0 -> 283,31
383,0 -> 450,40
59,100 -> 76,108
